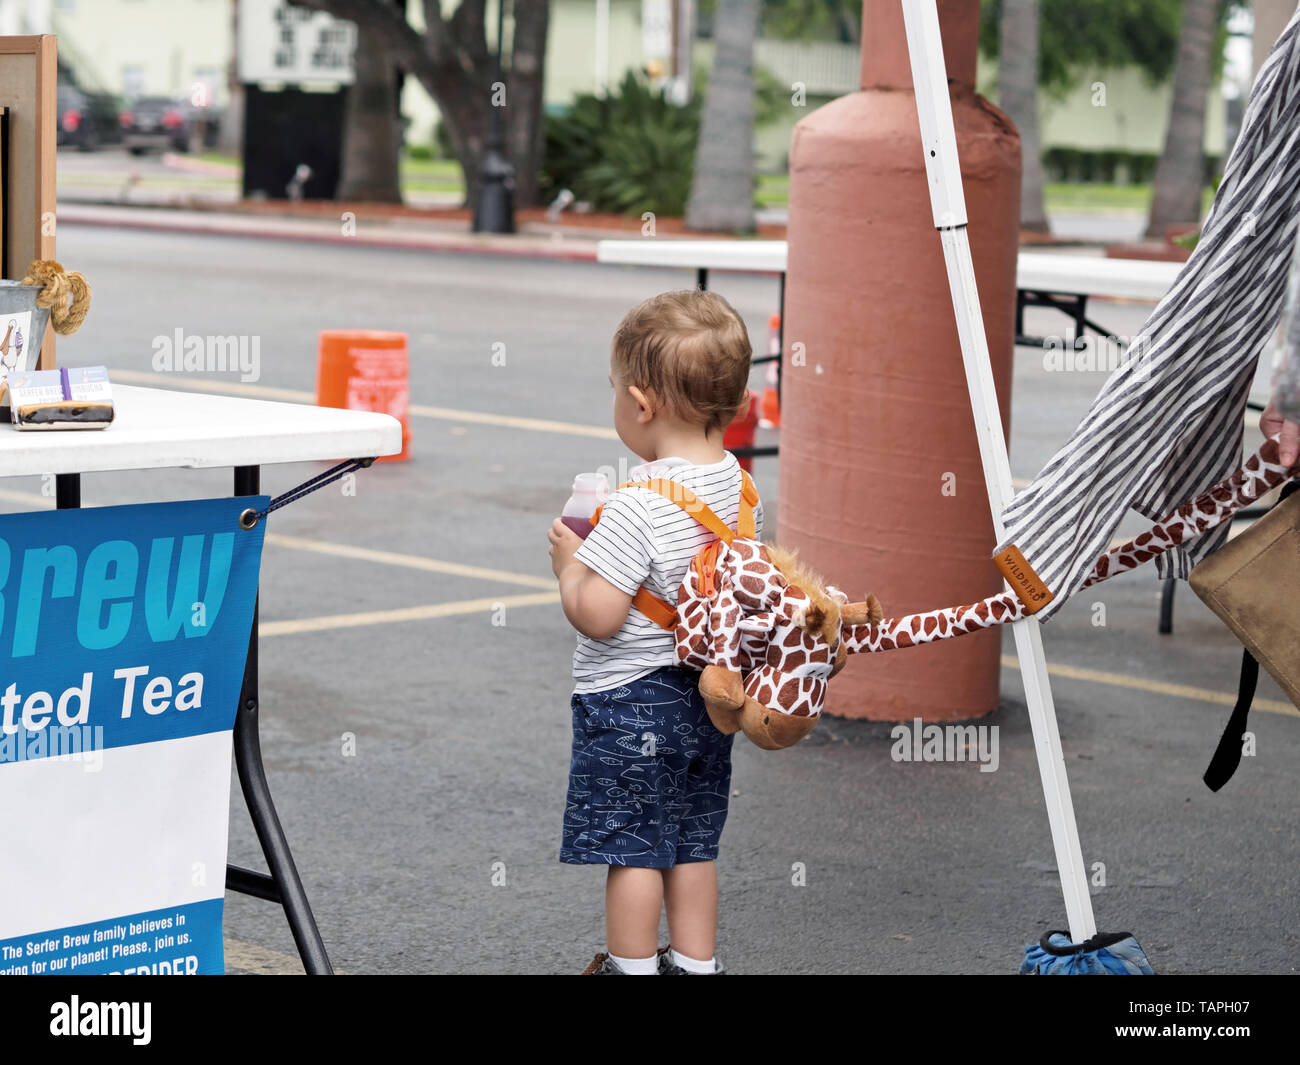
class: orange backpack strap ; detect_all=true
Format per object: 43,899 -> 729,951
586,471 -> 759,633
737,470 -> 758,540
631,479 -> 738,543
631,587 -> 678,631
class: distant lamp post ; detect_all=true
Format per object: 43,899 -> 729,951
473,0 -> 515,233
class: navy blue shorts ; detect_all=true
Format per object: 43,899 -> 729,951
560,665 -> 735,869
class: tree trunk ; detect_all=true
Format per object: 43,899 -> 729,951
998,0 -> 1048,233
433,75 -> 492,209
1146,0 -> 1217,237
338,18 -> 403,203
686,0 -> 760,232
286,0 -> 549,212
507,0 -> 550,208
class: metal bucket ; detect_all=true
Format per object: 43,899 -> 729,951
0,281 -> 51,383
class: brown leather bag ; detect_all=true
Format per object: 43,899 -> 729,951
1189,482 -> 1300,788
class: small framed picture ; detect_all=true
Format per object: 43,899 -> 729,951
0,308 -> 34,384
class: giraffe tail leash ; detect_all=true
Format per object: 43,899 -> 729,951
625,438 -> 1291,753
840,437 -> 1298,654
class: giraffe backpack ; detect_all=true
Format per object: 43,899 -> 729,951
592,470 -> 885,750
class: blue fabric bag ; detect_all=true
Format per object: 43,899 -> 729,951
1021,931 -> 1155,975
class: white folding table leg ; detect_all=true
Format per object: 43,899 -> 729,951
901,0 -> 1096,942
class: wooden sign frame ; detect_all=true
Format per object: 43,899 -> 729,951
0,35 -> 57,369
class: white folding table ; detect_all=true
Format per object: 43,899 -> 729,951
1014,252 -> 1183,350
0,384 -> 402,974
595,239 -> 1184,349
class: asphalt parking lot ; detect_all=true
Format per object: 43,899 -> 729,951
30,223 -> 1299,974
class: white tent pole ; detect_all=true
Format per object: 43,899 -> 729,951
900,0 -> 1096,942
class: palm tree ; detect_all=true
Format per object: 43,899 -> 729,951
998,0 -> 1048,233
686,0 -> 761,232
1146,0 -> 1218,237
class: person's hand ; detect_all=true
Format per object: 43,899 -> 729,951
548,518 -> 582,579
1260,397 -> 1300,467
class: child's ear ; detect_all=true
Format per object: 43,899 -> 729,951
627,384 -> 656,423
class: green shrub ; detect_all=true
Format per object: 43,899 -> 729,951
1039,146 -> 1220,187
585,120 -> 699,216
407,143 -> 434,162
539,71 -> 701,216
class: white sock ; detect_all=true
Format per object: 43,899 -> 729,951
670,948 -> 717,974
608,951 -> 658,975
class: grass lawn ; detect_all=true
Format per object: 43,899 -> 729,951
195,150 -> 465,196
193,151 -> 1217,224
192,151 -> 242,171
757,173 -> 788,208
1044,181 -> 1154,213
398,156 -> 463,193
1044,181 -> 1212,215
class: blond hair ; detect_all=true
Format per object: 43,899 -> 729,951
611,290 -> 752,433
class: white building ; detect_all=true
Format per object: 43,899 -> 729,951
3,0 -> 230,103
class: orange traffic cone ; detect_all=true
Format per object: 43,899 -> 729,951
317,330 -> 411,462
759,312 -> 781,429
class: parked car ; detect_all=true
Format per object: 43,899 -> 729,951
57,84 -> 122,151
120,97 -> 199,155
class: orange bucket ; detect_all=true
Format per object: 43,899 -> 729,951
317,330 -> 411,462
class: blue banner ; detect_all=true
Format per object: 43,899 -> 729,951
0,496 -> 268,975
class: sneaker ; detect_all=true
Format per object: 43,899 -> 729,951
657,949 -> 726,975
581,952 -> 624,975
581,946 -> 673,975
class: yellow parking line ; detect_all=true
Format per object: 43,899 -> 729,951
408,404 -> 617,439
1002,654 -> 1299,718
260,591 -> 560,637
264,532 -> 556,589
110,369 -> 619,439
0,490 -> 556,590
223,937 -> 350,975
0,487 -> 49,508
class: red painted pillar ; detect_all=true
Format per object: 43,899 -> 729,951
779,0 -> 1021,721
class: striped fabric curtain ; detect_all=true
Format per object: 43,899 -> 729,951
994,6 -> 1300,622
1270,196 -> 1300,420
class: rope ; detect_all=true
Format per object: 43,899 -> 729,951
237,458 -> 374,529
843,437 -> 1297,654
20,260 -> 91,335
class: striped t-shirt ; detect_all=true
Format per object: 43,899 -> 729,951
571,452 -> 764,694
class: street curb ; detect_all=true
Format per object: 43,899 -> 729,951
57,204 -> 603,263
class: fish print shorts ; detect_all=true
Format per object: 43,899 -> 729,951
560,665 -> 735,868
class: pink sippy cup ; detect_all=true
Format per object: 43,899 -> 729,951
561,472 -> 610,538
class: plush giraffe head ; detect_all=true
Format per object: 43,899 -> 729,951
675,539 -> 883,750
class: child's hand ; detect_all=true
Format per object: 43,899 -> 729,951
548,518 -> 583,579
549,519 -> 635,638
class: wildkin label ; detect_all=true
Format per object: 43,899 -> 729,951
993,545 -> 1054,614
